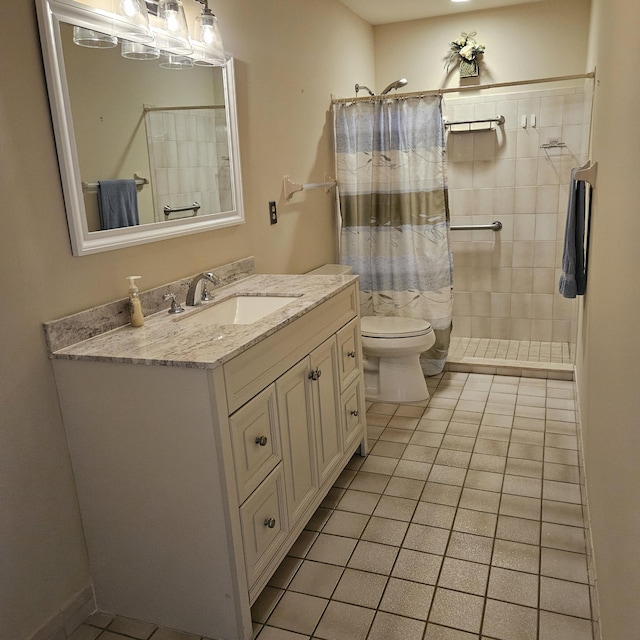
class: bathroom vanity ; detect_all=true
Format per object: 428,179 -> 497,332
48,273 -> 366,639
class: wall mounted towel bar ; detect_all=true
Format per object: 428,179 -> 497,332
574,161 -> 598,187
444,115 -> 505,132
451,221 -> 503,231
82,173 -> 148,192
284,175 -> 338,200
164,202 -> 201,218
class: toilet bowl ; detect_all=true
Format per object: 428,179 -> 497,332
361,316 -> 435,403
306,265 -> 434,403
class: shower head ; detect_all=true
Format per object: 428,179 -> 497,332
355,83 -> 375,96
380,78 -> 408,95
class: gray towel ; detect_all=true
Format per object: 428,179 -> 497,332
559,168 -> 588,298
98,179 -> 140,230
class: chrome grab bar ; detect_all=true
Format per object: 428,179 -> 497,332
450,221 -> 502,231
164,202 -> 201,218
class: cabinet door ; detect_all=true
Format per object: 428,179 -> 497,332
276,358 -> 317,523
309,338 -> 343,485
336,318 -> 361,391
229,384 -> 281,504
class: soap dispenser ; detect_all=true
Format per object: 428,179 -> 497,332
126,275 -> 145,327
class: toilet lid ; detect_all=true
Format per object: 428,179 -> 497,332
361,316 -> 432,338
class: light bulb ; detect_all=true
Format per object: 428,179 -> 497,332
119,0 -> 140,18
201,24 -> 215,45
165,9 -> 181,32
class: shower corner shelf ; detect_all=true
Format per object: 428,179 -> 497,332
444,115 -> 505,133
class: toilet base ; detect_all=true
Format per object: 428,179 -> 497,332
364,354 -> 430,403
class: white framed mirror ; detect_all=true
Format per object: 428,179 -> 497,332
36,0 -> 244,256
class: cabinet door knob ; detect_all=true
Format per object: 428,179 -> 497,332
264,517 -> 276,529
347,350 -> 356,358
308,368 -> 322,381
350,409 -> 359,417
255,436 -> 268,446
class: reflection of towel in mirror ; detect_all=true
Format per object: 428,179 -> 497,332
559,168 -> 588,298
98,179 -> 140,230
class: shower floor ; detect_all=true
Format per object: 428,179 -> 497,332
446,338 -> 575,380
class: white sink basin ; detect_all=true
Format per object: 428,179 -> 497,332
181,295 -> 299,325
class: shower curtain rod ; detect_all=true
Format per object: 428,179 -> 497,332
331,71 -> 595,104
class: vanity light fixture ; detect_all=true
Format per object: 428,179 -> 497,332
74,0 -> 227,66
109,0 -> 154,43
193,0 -> 225,65
121,40 -> 160,59
73,26 -> 118,48
155,0 -> 193,55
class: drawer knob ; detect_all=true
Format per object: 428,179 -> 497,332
264,517 -> 276,529
255,436 -> 268,446
350,409 -> 359,417
347,350 -> 357,358
308,368 -> 322,381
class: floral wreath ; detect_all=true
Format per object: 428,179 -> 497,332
445,32 -> 485,71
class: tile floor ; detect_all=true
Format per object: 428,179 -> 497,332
252,371 -> 597,640
73,371 -> 597,640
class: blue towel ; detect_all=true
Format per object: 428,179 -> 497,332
98,179 -> 140,230
559,168 -> 588,298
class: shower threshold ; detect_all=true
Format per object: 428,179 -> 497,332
445,337 -> 575,380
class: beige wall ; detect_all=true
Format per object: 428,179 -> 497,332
7,0 -> 640,637
577,0 -> 640,636
0,2 -> 373,638
374,0 -> 591,93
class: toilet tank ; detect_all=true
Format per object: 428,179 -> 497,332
306,264 -> 353,275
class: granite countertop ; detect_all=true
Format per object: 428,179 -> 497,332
50,274 -> 358,369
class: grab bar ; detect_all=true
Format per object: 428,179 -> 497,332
164,202 -> 201,218
451,221 -> 502,231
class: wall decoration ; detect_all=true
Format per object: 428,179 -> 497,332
446,31 -> 485,78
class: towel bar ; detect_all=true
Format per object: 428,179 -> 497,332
284,175 -> 338,200
82,173 -> 148,193
444,115 -> 505,132
574,161 -> 597,187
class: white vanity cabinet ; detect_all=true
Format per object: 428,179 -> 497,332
52,282 -> 366,640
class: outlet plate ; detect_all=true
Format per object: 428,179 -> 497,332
269,201 -> 277,224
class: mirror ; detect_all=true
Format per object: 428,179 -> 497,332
36,0 -> 244,255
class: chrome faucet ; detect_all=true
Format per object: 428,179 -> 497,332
186,271 -> 219,306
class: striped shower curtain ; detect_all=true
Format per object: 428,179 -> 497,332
333,95 -> 453,375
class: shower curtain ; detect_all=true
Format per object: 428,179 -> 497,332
333,95 -> 453,375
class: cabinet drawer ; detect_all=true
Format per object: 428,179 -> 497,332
240,464 -> 288,588
229,384 -> 281,504
336,318 -> 361,391
341,378 -> 366,450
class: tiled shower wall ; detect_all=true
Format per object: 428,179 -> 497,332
144,107 -> 232,222
444,85 -> 593,343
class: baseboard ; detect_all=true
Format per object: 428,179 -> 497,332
28,585 -> 95,640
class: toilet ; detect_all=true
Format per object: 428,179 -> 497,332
307,264 -> 435,403
361,316 -> 435,403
